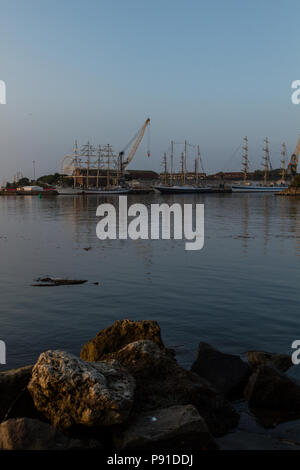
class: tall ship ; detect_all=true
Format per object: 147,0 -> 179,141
58,119 -> 150,195
155,140 -> 212,194
232,137 -> 289,192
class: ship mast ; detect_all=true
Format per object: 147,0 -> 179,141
263,137 -> 270,185
194,155 -> 198,185
170,140 -> 174,186
184,140 -> 187,185
281,142 -> 286,182
242,136 -> 248,184
96,145 -> 102,189
181,152 -> 185,185
163,152 -> 168,185
73,140 -> 79,188
104,144 -> 113,188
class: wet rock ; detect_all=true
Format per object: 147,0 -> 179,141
103,340 -> 239,437
244,365 -> 300,419
0,418 -> 88,450
191,342 -> 251,398
28,350 -> 135,430
246,350 -> 293,372
0,365 -> 33,422
113,405 -> 218,450
80,319 -> 166,362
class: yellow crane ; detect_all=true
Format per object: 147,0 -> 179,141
119,118 -> 150,172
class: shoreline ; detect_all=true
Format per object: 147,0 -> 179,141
1,319 -> 299,451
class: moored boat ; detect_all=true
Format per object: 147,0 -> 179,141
56,187 -> 84,195
155,185 -> 212,194
231,184 -> 288,193
84,187 -> 130,195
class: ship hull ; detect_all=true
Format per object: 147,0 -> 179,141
56,187 -> 84,195
232,185 -> 288,193
155,186 -> 213,194
84,189 -> 130,195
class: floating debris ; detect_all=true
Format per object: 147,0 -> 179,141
83,247 -> 92,251
32,277 -> 88,287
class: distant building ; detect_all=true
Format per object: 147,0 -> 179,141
208,172 -> 249,180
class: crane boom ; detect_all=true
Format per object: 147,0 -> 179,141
120,118 -> 150,170
288,135 -> 300,176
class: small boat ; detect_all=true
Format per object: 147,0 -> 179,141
56,187 -> 83,195
84,187 -> 130,195
155,185 -> 213,194
231,184 -> 288,193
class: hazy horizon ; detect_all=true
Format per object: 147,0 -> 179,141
1,0 -> 300,183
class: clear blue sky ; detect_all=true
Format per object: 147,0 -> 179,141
1,0 -> 300,181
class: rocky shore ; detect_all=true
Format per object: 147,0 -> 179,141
277,186 -> 300,196
0,319 -> 299,451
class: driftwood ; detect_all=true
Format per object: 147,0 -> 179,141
32,277 -> 87,287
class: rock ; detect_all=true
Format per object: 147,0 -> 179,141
28,350 -> 135,430
244,365 -> 300,418
0,365 -> 33,422
246,351 -> 293,372
80,319 -> 166,362
113,405 -> 218,450
102,340 -> 239,437
191,342 -> 251,398
0,418 -> 88,450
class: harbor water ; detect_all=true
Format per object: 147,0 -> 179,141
0,193 -> 299,382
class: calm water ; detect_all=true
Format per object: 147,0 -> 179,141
0,193 -> 299,379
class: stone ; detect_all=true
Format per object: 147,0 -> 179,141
28,350 -> 135,430
246,350 -> 293,373
0,365 -> 33,422
191,342 -> 251,398
0,418 -> 87,450
113,405 -> 218,450
102,340 -> 239,437
80,319 -> 166,362
244,365 -> 300,417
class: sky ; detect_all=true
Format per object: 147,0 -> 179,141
1,0 -> 300,182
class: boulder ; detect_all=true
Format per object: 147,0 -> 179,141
113,405 -> 218,450
102,340 -> 239,437
28,350 -> 135,430
0,418 -> 89,450
0,365 -> 33,422
80,319 -> 166,362
244,365 -> 300,418
246,351 -> 293,373
191,342 -> 251,398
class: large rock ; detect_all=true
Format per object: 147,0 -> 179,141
102,340 -> 239,436
191,342 -> 251,398
0,365 -> 33,422
28,350 -> 135,430
244,365 -> 300,418
0,418 -> 88,450
246,351 -> 293,373
113,405 -> 218,450
80,319 -> 166,362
